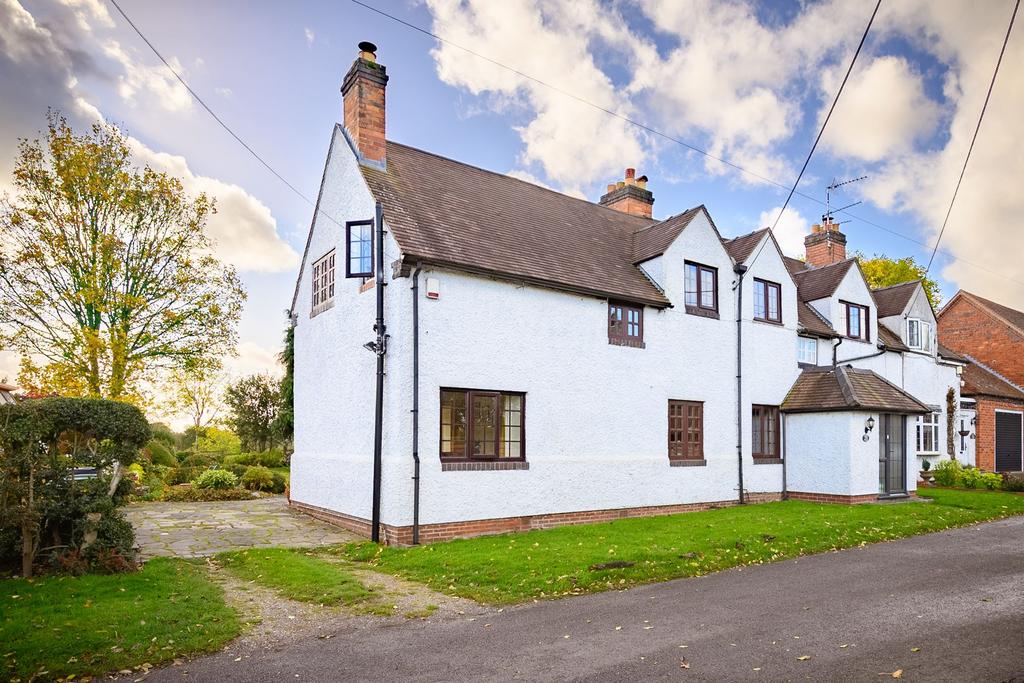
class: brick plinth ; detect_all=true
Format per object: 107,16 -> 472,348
292,493 -> 783,546
787,491 -> 883,504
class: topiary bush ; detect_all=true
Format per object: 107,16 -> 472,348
144,440 -> 176,467
193,469 -> 239,490
164,466 -> 206,486
240,465 -> 275,492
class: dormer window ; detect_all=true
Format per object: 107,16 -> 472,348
908,318 -> 931,351
684,261 -> 718,318
843,301 -> 870,341
753,278 -> 782,323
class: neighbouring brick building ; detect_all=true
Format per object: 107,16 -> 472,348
938,290 -> 1024,472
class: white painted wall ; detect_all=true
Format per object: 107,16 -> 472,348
291,126 -> 414,526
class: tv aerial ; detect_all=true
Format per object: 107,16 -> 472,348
824,175 -> 867,226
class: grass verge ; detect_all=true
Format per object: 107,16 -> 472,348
335,488 -> 1024,605
217,548 -> 370,605
0,558 -> 241,680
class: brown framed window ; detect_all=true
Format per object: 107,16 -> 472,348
842,301 -> 870,341
608,302 -> 644,347
753,278 -> 782,323
752,405 -> 780,458
668,400 -> 704,460
440,388 -> 524,461
311,249 -> 335,315
684,261 -> 718,316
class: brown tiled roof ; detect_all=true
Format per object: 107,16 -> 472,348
877,323 -> 909,351
792,259 -> 856,301
937,343 -> 966,362
872,281 -> 920,318
961,357 -> 1024,401
784,256 -> 808,276
360,140 -> 670,307
798,301 -> 837,338
950,290 -> 1024,336
721,228 -> 769,264
782,366 -> 930,414
632,206 -> 704,263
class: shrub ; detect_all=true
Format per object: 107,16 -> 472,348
160,485 -> 253,502
1003,473 -> 1024,492
193,469 -> 239,490
271,471 -> 287,494
921,459 -> 931,472
224,463 -> 248,479
241,465 -> 275,492
931,459 -> 962,487
144,440 -> 176,467
180,452 -> 216,468
223,452 -> 255,467
164,466 -> 206,486
255,449 -> 284,468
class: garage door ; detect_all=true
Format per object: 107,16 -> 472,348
995,411 -> 1023,472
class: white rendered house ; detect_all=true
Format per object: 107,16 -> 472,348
289,44 -> 964,544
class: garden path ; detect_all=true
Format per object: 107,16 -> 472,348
125,497 -> 356,559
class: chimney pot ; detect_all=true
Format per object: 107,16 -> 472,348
599,169 -> 654,218
625,168 -> 636,180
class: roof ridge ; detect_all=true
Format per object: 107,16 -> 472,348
872,280 -> 921,292
386,140 -> 658,226
959,290 -> 1024,336
721,226 -> 770,244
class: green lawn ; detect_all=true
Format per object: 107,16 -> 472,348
0,558 -> 241,680
217,548 -> 370,604
337,488 -> 1024,605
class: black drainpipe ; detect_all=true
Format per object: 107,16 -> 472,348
831,337 -> 844,367
836,343 -> 887,366
370,201 -> 386,543
734,263 -> 748,504
410,264 -> 422,545
781,413 -> 788,500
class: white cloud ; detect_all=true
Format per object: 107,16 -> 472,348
427,0 -> 648,194
100,39 -> 192,112
758,205 -> 810,258
819,56 -> 941,162
304,27 -> 315,46
127,138 -> 300,273
224,341 -> 284,381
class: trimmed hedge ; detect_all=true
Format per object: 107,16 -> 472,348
160,485 -> 254,502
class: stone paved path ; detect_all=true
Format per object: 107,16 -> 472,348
125,496 -> 356,559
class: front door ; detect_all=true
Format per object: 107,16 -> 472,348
879,413 -> 906,495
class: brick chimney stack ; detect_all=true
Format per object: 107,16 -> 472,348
342,41 -> 388,167
599,168 -> 654,218
804,216 -> 847,268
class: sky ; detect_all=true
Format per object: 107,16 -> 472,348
2,0 -> 1023,402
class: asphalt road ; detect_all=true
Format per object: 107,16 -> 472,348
152,517 -> 1024,682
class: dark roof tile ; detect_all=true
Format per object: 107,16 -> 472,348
782,366 -> 930,414
721,228 -> 769,264
877,323 -> 909,351
872,281 -> 920,318
961,357 -> 1024,401
632,206 -> 704,263
792,259 -> 855,301
361,141 -> 670,306
798,301 -> 837,338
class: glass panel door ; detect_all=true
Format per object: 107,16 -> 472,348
879,414 -> 906,494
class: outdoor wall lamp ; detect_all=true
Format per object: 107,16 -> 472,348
862,416 -> 875,441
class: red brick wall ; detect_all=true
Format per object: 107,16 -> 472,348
294,493 -> 793,546
604,194 -> 653,218
343,68 -> 387,165
787,491 -> 886,504
973,397 -> 1024,471
938,297 -> 1024,386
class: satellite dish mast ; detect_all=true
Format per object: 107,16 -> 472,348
824,175 -> 867,224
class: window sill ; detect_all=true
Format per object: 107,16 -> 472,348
608,337 -> 646,349
441,461 -> 529,472
310,299 -> 335,318
753,318 -> 784,327
669,458 -> 707,467
359,279 -> 375,293
685,305 -> 719,320
753,457 -> 783,465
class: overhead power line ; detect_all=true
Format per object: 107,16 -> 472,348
924,0 -> 1020,276
351,1 -> 1024,289
770,0 -> 881,232
107,0 -> 317,210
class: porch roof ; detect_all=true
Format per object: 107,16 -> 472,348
781,365 -> 931,415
